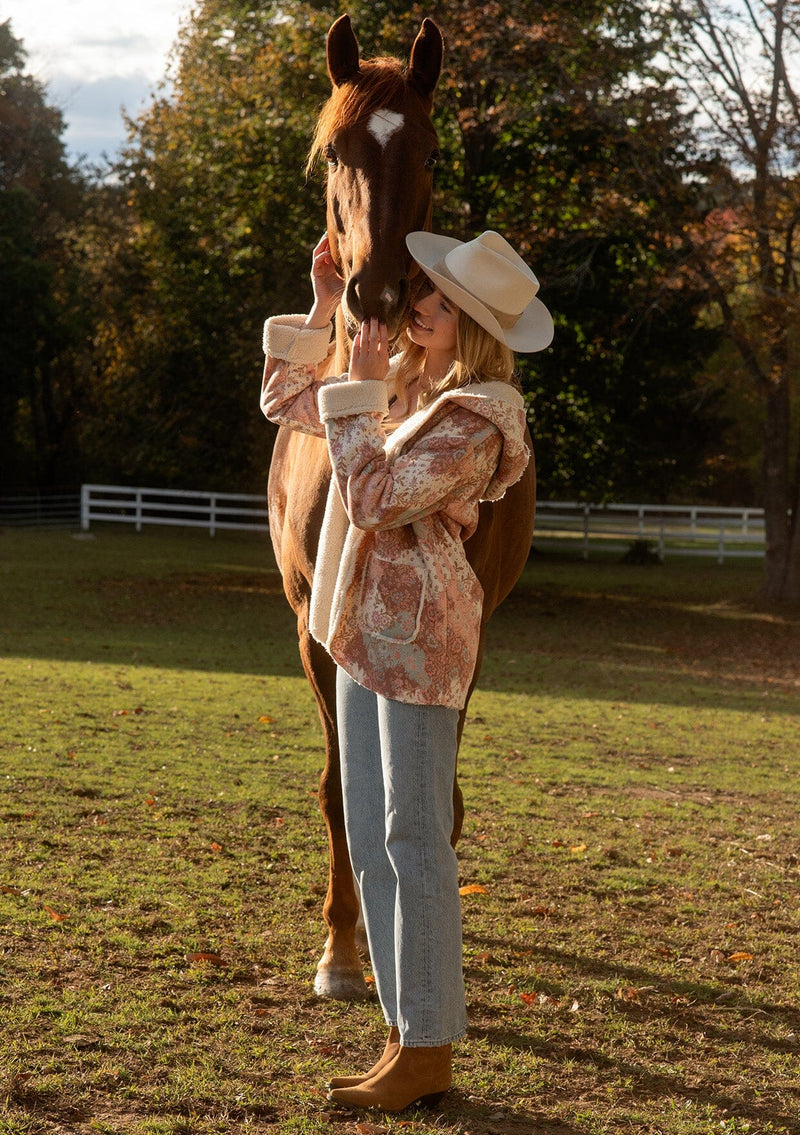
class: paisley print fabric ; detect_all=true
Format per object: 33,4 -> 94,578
261,315 -> 531,709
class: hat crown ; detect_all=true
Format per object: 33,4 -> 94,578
405,227 -> 554,352
444,231 -> 539,318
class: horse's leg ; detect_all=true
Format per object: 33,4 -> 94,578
296,609 -> 370,1000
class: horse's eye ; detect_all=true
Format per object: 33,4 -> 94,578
424,149 -> 440,171
326,143 -> 339,167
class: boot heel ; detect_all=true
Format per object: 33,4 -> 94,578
417,1090 -> 447,1109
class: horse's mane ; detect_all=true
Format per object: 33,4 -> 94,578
307,58 -> 412,174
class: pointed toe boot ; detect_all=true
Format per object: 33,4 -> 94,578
327,1043 -> 451,1113
327,1026 -> 401,1089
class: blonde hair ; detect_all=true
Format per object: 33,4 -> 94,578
394,308 -> 516,408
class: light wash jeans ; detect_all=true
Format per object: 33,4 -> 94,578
336,667 -> 468,1047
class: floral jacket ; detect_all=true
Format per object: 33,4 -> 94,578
261,314 -> 531,710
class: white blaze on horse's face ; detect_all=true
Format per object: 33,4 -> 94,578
367,109 -> 405,148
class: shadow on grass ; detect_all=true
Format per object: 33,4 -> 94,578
465,931 -> 800,1044
439,1091 -> 583,1134
2,531 -> 799,715
468,1018 -> 800,1132
463,928 -> 800,1129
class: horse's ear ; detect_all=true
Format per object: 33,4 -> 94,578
408,18 -> 443,108
327,14 -> 361,87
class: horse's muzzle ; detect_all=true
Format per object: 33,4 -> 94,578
344,272 -> 410,337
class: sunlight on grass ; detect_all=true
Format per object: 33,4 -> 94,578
1,530 -> 798,1134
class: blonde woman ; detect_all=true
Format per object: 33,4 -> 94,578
261,229 -> 553,1113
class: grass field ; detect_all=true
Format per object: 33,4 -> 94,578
1,526 -> 798,1135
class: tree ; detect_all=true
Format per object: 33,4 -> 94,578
95,0 -> 723,498
87,0 -> 337,491
657,0 -> 800,603
348,0 -> 724,499
0,20 -> 91,490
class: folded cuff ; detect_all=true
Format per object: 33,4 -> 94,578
263,315 -> 333,363
318,380 -> 389,422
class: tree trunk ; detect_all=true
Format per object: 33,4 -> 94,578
759,370 -> 793,604
783,441 -> 800,604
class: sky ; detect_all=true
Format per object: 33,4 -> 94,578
3,0 -> 193,166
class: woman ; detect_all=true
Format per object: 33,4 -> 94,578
261,229 -> 553,1112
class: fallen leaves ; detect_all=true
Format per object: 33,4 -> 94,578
3,885 -> 71,923
63,1033 -> 99,1049
186,951 -> 225,967
616,986 -> 643,1003
518,990 -> 582,1013
709,948 -> 756,966
459,883 -> 488,896
550,839 -> 588,853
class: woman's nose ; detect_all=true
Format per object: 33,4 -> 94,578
415,290 -> 435,316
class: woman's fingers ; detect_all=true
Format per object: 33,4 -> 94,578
360,318 -> 388,351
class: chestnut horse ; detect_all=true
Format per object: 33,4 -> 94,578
266,14 -> 536,999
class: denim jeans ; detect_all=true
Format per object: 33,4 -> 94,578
336,668 -> 468,1047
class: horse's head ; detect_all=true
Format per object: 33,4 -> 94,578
309,15 -> 443,339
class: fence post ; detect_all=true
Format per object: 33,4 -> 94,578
135,489 -> 143,533
718,525 -> 725,565
583,504 -> 590,560
80,485 -> 90,531
210,493 -> 217,537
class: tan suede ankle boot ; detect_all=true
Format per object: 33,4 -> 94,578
327,1043 -> 452,1112
327,1026 -> 401,1089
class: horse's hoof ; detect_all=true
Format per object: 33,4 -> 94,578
314,966 -> 372,1001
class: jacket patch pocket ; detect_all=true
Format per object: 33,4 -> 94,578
361,552 -> 426,644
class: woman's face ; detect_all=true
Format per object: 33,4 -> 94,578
407,277 -> 458,355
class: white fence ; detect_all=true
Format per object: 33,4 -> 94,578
80,484 -> 767,563
80,484 -> 270,536
533,501 -> 765,563
0,492 -> 80,527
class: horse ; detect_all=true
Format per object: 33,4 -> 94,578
266,13 -> 537,1000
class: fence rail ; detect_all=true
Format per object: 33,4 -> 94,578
532,501 -> 766,563
0,493 -> 81,527
80,484 -> 269,536
78,484 -> 767,563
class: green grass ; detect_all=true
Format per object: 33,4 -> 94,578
1,527 -> 798,1134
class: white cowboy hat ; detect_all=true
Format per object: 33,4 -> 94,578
406,229 -> 554,352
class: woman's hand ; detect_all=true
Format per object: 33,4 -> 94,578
349,319 -> 390,383
305,234 -> 344,329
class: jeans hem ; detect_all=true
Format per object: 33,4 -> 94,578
398,1026 -> 467,1047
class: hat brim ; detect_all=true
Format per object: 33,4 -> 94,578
406,232 -> 554,353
